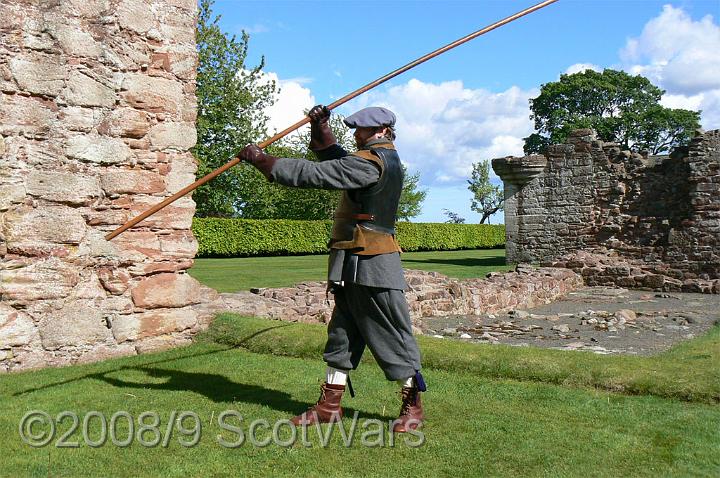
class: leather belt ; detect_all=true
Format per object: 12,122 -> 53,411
334,213 -> 376,221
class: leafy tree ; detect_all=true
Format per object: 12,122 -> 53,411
523,69 -> 701,155
442,209 -> 466,224
193,0 -> 276,217
467,160 -> 503,224
236,114 -> 353,220
192,0 -> 426,222
397,165 -> 427,221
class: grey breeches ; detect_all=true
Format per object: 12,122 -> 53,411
323,283 -> 422,381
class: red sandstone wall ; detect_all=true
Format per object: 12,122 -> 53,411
0,0 -> 205,372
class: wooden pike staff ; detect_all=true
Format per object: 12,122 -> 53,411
105,0 -> 559,241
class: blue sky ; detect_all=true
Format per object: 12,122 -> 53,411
210,0 -> 720,223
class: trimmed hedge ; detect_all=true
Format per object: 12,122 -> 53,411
396,222 -> 505,252
192,218 -> 505,257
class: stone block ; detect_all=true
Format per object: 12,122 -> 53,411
0,304 -> 39,347
131,273 -> 202,309
158,230 -> 198,259
138,308 -> 198,338
117,0 -> 156,34
0,94 -> 57,136
0,183 -> 26,211
642,274 -> 666,289
108,315 -> 137,343
27,171 -> 101,205
61,0 -> 111,17
127,196 -> 195,230
121,74 -> 183,114
134,335 -> 191,354
102,296 -> 135,315
165,154 -> 197,194
62,71 -> 115,107
38,302 -> 112,350
147,122 -> 196,150
66,134 -> 133,164
0,257 -> 80,303
60,106 -> 97,132
159,23 -> 195,45
49,24 -> 102,58
100,168 -> 165,195
127,259 -> 194,276
114,231 -> 162,259
0,3 -> 23,32
7,349 -> 49,371
9,57 -> 65,96
97,267 -> 131,294
164,0 -> 197,11
72,273 -> 107,300
21,17 -> 56,52
97,108 -> 151,138
3,205 -> 87,255
154,45 -> 197,80
112,307 -> 197,342
75,343 -> 137,364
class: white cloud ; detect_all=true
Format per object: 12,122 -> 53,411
564,63 -> 601,75
620,5 -> 720,130
620,5 -> 720,94
343,79 -> 536,185
238,23 -> 269,34
259,72 -> 316,135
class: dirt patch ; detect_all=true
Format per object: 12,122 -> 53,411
417,287 -> 720,355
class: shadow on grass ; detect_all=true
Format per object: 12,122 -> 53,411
12,325 -> 293,398
11,323 -> 387,420
92,367 -> 387,420
402,256 -> 507,268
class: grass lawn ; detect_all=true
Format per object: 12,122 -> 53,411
189,248 -> 510,292
2,316 -> 719,477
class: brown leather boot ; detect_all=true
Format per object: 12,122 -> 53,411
392,386 -> 424,433
290,383 -> 345,426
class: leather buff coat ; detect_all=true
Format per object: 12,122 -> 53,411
329,139 -> 403,256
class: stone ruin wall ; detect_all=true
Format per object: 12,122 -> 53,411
0,0 -> 208,373
493,129 -> 720,293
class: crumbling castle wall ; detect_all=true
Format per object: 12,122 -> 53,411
0,0 -> 207,372
493,129 -> 720,293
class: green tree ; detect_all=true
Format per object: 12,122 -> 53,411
239,114 -> 354,220
398,165 -> 427,221
523,69 -> 701,155
467,160 -> 503,224
193,0 -> 276,217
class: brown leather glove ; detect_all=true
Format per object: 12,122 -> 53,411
238,144 -> 278,180
308,105 -> 337,151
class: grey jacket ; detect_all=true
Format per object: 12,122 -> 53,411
270,140 -> 407,290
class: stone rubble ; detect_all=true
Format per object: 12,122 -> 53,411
416,287 -> 719,355
545,248 -> 720,294
196,266 -> 584,327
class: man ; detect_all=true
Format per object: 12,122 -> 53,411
238,105 -> 425,433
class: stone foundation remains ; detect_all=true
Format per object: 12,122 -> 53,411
0,0 -> 204,372
493,129 -> 720,292
197,267 -> 584,327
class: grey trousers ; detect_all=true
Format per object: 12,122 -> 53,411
323,283 -> 422,381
